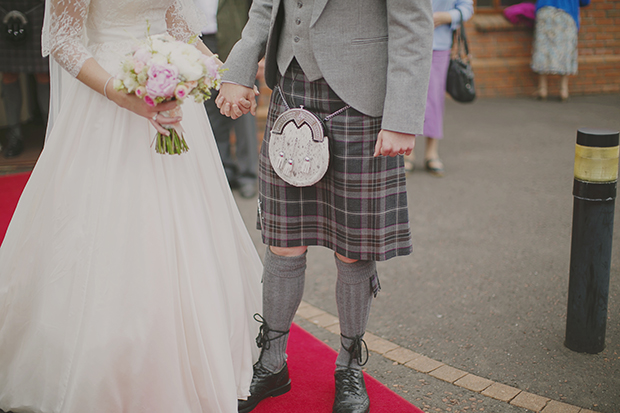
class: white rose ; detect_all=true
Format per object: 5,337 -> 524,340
150,52 -> 168,66
150,38 -> 174,57
123,75 -> 139,93
170,49 -> 203,81
179,61 -> 204,81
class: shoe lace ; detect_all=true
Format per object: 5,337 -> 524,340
254,313 -> 290,362
337,370 -> 364,396
341,334 -> 369,367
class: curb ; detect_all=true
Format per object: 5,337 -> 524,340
295,301 -> 599,413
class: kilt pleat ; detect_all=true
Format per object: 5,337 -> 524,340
257,60 -> 412,261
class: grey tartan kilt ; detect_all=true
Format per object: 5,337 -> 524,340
257,60 -> 412,261
0,0 -> 49,73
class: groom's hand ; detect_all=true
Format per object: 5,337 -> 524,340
216,83 -> 257,119
374,129 -> 416,157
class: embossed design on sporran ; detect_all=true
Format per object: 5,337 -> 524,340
268,107 -> 330,187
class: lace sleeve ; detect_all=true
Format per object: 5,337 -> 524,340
166,0 -> 205,43
42,0 -> 92,78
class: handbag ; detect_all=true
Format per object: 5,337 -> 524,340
446,9 -> 476,103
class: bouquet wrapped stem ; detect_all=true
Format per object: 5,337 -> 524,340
155,128 -> 189,155
154,107 -> 189,155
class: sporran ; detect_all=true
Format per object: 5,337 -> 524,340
269,86 -> 349,187
0,3 -> 43,43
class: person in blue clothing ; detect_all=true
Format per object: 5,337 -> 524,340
531,0 -> 590,101
404,0 -> 473,177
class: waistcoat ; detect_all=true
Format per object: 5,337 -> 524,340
277,0 -> 322,81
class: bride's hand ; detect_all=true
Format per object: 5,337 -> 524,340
77,61 -> 181,135
111,91 -> 181,136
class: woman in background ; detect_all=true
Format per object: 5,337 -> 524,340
404,0 -> 473,177
531,0 -> 590,101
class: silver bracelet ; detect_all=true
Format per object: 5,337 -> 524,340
103,75 -> 114,99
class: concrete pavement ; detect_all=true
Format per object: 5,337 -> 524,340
232,93 -> 620,413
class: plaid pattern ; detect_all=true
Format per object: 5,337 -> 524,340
0,0 -> 49,73
257,60 -> 412,261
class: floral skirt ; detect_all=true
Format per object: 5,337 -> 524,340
531,7 -> 578,75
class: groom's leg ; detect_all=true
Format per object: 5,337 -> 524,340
259,246 -> 307,372
2,75 -> 24,158
238,246 -> 306,413
333,254 -> 377,413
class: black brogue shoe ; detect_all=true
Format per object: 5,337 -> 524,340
332,368 -> 370,413
238,362 -> 291,413
3,128 -> 23,158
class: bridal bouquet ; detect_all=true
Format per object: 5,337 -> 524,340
114,33 -> 222,155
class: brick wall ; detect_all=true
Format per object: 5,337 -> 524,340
468,0 -> 620,98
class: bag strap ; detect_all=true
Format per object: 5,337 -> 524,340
453,8 -> 470,58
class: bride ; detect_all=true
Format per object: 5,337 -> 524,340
0,1 -> 262,412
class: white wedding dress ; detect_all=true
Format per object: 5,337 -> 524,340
0,1 -> 262,412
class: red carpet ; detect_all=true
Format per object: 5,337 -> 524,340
0,172 -> 423,413
0,172 -> 31,241
254,323 -> 424,413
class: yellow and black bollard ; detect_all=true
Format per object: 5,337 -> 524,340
565,128 -> 619,354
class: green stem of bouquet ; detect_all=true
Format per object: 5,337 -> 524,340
155,128 -> 189,155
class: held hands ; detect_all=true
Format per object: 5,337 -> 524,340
215,82 -> 259,119
374,129 -> 416,157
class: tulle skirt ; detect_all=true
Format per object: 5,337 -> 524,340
0,69 -> 262,412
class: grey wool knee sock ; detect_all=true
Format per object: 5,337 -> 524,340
335,256 -> 378,371
259,247 -> 307,373
2,80 -> 23,129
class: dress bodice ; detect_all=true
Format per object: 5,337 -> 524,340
85,0 -> 171,45
44,0 -> 203,77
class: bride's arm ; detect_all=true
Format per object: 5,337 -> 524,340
46,0 -> 179,134
47,0 -> 92,78
164,0 -> 223,65
165,0 -> 260,116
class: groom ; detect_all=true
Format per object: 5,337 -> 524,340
217,1 -> 432,412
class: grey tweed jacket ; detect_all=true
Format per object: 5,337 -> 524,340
222,0 -> 433,135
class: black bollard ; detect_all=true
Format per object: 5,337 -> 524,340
565,128 -> 619,354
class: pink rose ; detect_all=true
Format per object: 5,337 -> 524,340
203,56 -> 220,81
133,60 -> 145,73
133,47 -> 151,64
146,63 -> 179,99
135,86 -> 147,98
144,94 -> 156,107
174,84 -> 189,100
